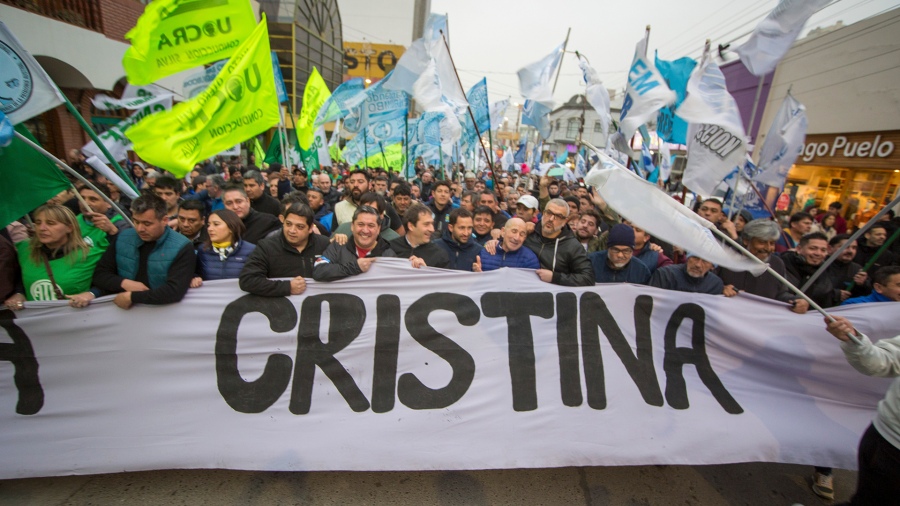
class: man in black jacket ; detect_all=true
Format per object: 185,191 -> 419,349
854,223 -> 898,272
239,204 -> 329,297
389,204 -> 450,268
826,234 -> 871,303
434,208 -> 482,271
313,206 -> 395,281
223,186 -> 280,245
781,232 -> 839,309
523,198 -> 594,286
243,170 -> 282,217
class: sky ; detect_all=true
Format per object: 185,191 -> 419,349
343,0 -> 900,107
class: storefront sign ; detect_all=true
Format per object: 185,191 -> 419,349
800,130 -> 900,169
343,42 -> 405,81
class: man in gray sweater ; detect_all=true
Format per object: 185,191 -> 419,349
825,315 -> 900,505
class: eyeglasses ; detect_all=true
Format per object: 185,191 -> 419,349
543,209 -> 567,221
608,246 -> 633,256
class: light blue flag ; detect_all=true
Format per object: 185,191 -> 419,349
425,13 -> 448,41
574,152 -> 587,179
315,78 -> 365,128
0,111 -> 12,147
271,52 -> 288,104
521,100 -> 552,139
418,111 -> 445,146
463,78 -> 490,147
753,93 -> 807,190
513,141 -> 526,163
655,53 -> 696,145
556,151 -> 568,164
517,41 -> 564,106
641,143 -> 659,183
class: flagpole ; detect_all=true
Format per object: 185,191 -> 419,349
800,192 -> 900,291
379,141 -> 388,171
551,27 -> 572,94
15,131 -> 134,227
363,129 -> 369,171
404,113 -> 409,177
439,29 -> 500,192
707,224 -> 862,344
60,95 -> 139,194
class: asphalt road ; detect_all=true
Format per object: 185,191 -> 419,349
0,463 -> 855,505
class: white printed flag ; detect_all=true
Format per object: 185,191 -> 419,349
0,21 -> 66,125
618,34 -> 675,142
753,93 -> 807,190
735,0 -> 831,76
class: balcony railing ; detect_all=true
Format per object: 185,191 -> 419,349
1,0 -> 102,32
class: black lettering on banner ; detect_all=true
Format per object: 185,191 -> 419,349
371,295 -> 401,413
399,293 -> 478,410
555,293 -> 583,407
377,51 -> 398,72
0,313 -> 43,415
580,293 -> 664,409
215,295 -> 295,413
663,303 -> 743,414
481,292 -> 554,412
291,294 -> 369,415
343,53 -> 358,71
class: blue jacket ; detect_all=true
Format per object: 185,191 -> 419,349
197,240 -> 256,281
649,264 -> 723,295
479,243 -> 540,271
842,291 -> 893,305
588,251 -> 651,284
434,229 -> 482,271
116,227 -> 191,289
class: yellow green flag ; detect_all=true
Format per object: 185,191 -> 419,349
126,16 -> 280,177
297,68 -> 331,150
122,0 -> 257,85
362,143 -> 404,172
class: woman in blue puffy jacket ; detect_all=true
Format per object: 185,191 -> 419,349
191,209 -> 256,287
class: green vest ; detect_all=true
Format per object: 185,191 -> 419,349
115,227 -> 190,289
16,241 -> 102,301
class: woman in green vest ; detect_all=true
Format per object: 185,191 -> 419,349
3,205 -> 101,310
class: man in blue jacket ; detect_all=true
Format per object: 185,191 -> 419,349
589,224 -> 651,284
475,218 -> 540,272
434,208 -> 482,271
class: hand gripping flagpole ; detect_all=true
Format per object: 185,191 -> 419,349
15,131 -> 134,227
801,192 -> 900,292
580,137 -> 861,345
439,29 -> 500,192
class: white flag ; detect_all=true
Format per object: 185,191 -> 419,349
84,156 -> 139,199
517,42 -> 564,107
584,155 -> 765,275
753,93 -> 807,189
314,126 -> 332,168
619,34 -> 675,142
735,0 -> 831,76
575,153 -> 587,179
677,57 -> 747,196
0,21 -> 66,125
658,142 -> 673,182
501,148 -> 514,172
489,99 -> 509,131
578,56 -> 611,139
92,85 -> 173,111
82,96 -> 173,163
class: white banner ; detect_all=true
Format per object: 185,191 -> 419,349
82,97 -> 173,163
1,260 -> 896,479
91,84 -> 173,111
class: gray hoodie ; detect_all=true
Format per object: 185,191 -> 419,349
841,334 -> 900,450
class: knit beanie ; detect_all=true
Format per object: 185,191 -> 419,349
607,224 -> 635,249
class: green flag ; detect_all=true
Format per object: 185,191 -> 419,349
122,0 -> 257,85
0,125 -> 72,229
297,68 -> 331,151
127,16 -> 280,177
264,129 -> 300,165
252,138 -> 265,167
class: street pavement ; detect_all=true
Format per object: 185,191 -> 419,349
0,463 -> 855,505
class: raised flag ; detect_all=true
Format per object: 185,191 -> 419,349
83,95 -> 173,163
489,99 -> 509,131
0,125 -> 71,229
517,41 -> 564,106
578,56 -> 612,139
300,125 -> 331,171
753,93 -> 807,190
424,13 -> 448,42
126,17 -> 280,177
0,111 -> 11,147
677,56 -> 747,196
641,143 -> 659,183
297,67 -> 332,151
521,100 -> 552,140
84,156 -> 139,199
121,0 -> 257,85
658,142 -> 674,182
584,155 -> 765,275
654,54 -> 696,145
501,148 -> 514,172
315,78 -> 365,128
462,78 -> 489,148
735,0 -> 831,77
575,152 -> 587,179
0,21 -> 66,125
619,34 -> 676,142
513,141 -> 527,164
271,51 -> 288,104
92,84 -> 173,111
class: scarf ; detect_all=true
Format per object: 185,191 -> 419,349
212,241 -> 234,261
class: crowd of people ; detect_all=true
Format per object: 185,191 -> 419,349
1,152 -> 899,504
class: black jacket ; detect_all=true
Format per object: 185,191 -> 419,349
826,258 -> 871,299
242,209 -> 281,245
313,237 -> 396,282
389,236 -> 450,268
523,226 -> 595,286
250,193 -> 282,218
854,242 -> 898,273
239,233 -> 330,297
433,229 -> 482,271
717,254 -> 795,302
781,251 -> 839,308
